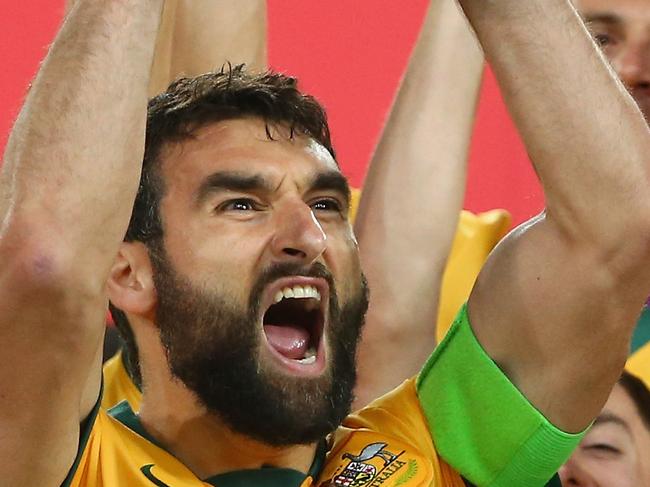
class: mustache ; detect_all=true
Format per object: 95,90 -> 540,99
249,262 -> 336,310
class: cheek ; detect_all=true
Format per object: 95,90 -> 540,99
585,456 -> 639,487
325,234 -> 363,293
165,228 -> 264,292
635,439 -> 650,486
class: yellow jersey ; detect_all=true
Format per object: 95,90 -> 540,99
627,342 -> 650,387
74,306 -> 576,487
101,350 -> 141,410
70,380 -> 464,487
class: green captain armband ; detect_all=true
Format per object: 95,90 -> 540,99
416,303 -> 586,487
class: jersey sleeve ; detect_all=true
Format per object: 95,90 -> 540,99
416,303 -> 586,487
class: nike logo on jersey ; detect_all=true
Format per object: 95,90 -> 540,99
141,464 -> 172,487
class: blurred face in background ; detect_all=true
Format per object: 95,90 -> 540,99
559,383 -> 650,486
577,0 -> 650,117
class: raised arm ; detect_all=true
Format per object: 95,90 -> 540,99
165,0 -> 266,85
0,1 -> 162,485
66,0 -> 267,97
462,0 -> 650,433
353,0 -> 484,408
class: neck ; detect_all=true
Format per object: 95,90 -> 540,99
135,324 -> 318,479
139,392 -> 318,479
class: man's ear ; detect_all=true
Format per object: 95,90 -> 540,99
107,241 -> 157,317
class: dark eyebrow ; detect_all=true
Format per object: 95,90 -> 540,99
309,170 -> 351,207
593,412 -> 631,433
583,12 -> 623,26
195,171 -> 273,204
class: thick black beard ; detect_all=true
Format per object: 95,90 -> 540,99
151,249 -> 369,446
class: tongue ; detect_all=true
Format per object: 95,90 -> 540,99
264,324 -> 310,360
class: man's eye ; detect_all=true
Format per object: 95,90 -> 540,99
219,199 -> 258,212
311,199 -> 343,213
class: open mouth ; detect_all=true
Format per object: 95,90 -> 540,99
261,278 -> 327,373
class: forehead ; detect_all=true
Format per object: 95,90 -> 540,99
159,118 -> 339,189
600,383 -> 640,426
577,0 -> 650,23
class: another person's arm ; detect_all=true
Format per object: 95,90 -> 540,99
410,2 -> 650,484
67,0 -> 267,97
0,1 -> 163,485
461,0 -> 650,435
353,0 -> 484,408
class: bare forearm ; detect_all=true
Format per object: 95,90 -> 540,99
169,0 -> 267,82
2,0 -> 163,282
462,0 -> 650,432
354,0 -> 484,407
139,0 -> 268,97
458,0 -> 650,242
67,0 -> 266,98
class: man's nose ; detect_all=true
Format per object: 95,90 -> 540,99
614,41 -> 650,88
269,200 -> 327,264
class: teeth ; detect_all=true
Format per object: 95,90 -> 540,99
274,284 -> 321,303
297,347 -> 317,365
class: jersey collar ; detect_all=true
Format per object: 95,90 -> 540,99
109,401 -> 326,487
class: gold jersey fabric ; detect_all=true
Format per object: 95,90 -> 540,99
68,379 -> 465,487
322,379 -> 466,487
625,305 -> 650,388
627,341 -> 650,388
101,351 -> 141,411
77,305 -> 576,487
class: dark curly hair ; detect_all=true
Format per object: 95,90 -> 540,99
619,369 -> 650,431
109,64 -> 336,387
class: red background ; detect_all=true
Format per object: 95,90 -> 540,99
1,0 -> 543,226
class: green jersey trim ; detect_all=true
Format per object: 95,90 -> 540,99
416,303 -> 585,487
631,306 -> 650,355
109,401 -> 326,487
464,473 -> 561,487
208,439 -> 327,486
205,440 -> 325,487
109,400 -> 165,449
545,474 -> 563,487
60,382 -> 103,487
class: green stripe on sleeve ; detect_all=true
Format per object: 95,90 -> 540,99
416,304 -> 584,487
631,306 -> 650,355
